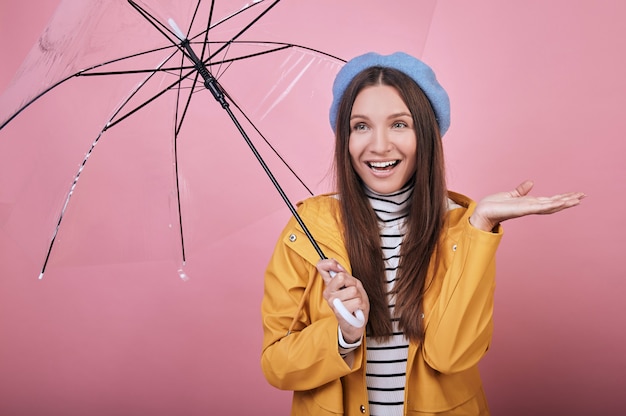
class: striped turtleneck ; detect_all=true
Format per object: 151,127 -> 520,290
364,184 -> 412,416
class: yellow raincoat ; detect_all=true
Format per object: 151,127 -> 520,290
261,191 -> 503,415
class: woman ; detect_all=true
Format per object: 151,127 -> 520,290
261,52 -> 584,415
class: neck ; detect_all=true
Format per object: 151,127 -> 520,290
364,183 -> 413,222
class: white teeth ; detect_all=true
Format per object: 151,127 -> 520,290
369,160 -> 397,168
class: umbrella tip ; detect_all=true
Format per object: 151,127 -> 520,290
177,268 -> 189,281
168,18 -> 186,41
38,271 -> 44,280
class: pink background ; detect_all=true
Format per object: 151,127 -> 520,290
1,1 -> 624,415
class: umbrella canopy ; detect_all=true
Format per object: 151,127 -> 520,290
0,0 -> 436,279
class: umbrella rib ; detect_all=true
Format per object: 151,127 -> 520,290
1,74 -> 73,130
171,47 -> 205,265
199,0 -> 215,77
226,95 -> 314,196
172,63 -> 190,264
174,65 -> 202,137
189,0 -> 204,41
73,43 -> 186,78
0,44 -> 183,129
37,129 -> 106,279
171,49 -> 210,265
37,53 -> 179,278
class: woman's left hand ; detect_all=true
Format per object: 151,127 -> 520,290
469,180 -> 586,232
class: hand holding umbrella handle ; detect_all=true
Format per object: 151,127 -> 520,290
329,271 -> 366,328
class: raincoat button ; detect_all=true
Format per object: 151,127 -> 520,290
452,244 -> 457,251
360,404 -> 366,413
289,234 -> 297,242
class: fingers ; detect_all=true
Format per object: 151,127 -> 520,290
317,259 -> 369,324
535,191 -> 586,214
317,258 -> 357,301
565,192 -> 587,205
316,258 -> 346,284
509,179 -> 585,213
553,191 -> 586,203
326,276 -> 360,302
513,180 -> 534,197
510,191 -> 585,217
328,278 -> 369,332
322,267 -> 358,299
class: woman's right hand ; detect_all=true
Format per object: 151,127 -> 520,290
316,258 -> 369,343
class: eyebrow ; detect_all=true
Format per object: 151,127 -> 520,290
350,112 -> 412,120
388,112 -> 412,119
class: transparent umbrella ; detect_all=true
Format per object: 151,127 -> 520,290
0,0 -> 436,286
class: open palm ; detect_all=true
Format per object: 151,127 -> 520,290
469,180 -> 585,232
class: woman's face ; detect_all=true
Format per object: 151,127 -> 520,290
348,84 -> 417,195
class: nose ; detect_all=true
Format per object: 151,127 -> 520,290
371,127 -> 392,153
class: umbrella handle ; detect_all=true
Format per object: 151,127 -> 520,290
329,271 -> 366,328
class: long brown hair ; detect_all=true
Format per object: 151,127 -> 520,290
334,67 -> 447,342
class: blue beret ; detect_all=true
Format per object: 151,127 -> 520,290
329,52 -> 450,136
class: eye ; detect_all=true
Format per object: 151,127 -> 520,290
352,122 -> 369,132
392,121 -> 408,129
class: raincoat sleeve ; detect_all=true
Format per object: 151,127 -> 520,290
260,208 -> 362,391
421,198 -> 503,375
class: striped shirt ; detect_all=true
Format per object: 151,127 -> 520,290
364,185 -> 412,416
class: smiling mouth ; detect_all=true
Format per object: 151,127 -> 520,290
368,160 -> 399,171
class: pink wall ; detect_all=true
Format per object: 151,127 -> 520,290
1,1 -> 624,415
422,2 -> 626,414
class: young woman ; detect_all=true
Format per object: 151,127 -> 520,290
261,52 -> 584,416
